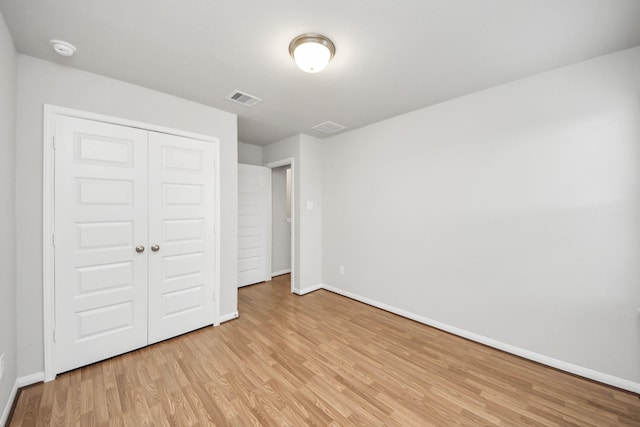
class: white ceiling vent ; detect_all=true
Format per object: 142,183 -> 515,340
225,90 -> 262,107
312,121 -> 346,134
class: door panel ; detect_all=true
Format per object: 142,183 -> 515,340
147,132 -> 215,344
238,164 -> 271,287
54,116 -> 149,374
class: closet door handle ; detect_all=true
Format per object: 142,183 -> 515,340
151,244 -> 160,252
135,245 -> 145,253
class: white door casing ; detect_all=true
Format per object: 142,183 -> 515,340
147,132 -> 216,344
238,164 -> 271,287
47,107 -> 220,377
264,158 -> 296,294
54,116 -> 149,374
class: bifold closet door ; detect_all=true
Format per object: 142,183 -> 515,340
147,132 -> 216,344
54,116 -> 149,374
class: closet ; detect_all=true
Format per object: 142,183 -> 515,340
52,114 -> 216,374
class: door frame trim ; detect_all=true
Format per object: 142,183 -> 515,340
264,158 -> 296,294
43,105 -> 221,381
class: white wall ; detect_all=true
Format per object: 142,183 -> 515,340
322,47 -> 640,388
238,141 -> 263,165
15,55 -> 239,378
0,10 -> 17,425
298,134 -> 323,289
271,166 -> 291,274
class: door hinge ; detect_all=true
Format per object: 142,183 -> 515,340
52,136 -> 56,150
52,234 -> 55,247
53,328 -> 57,343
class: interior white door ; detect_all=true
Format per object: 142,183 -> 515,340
147,132 -> 216,344
238,164 -> 271,287
54,116 -> 149,374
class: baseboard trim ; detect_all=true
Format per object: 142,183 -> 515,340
322,284 -> 640,394
219,311 -> 239,323
271,269 -> 291,277
1,378 -> 19,427
1,371 -> 46,425
294,283 -> 324,296
17,372 -> 44,388
237,282 -> 255,288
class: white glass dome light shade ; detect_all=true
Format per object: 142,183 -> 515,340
292,41 -> 331,73
289,34 -> 335,73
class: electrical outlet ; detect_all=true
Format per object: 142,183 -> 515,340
0,353 -> 5,380
339,265 -> 345,275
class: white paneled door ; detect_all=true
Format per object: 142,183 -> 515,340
54,116 -> 149,373
147,132 -> 215,344
238,164 -> 271,287
54,115 -> 216,374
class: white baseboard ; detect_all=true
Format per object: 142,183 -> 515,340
271,269 -> 291,277
1,378 -> 19,427
294,283 -> 324,296
17,372 -> 44,388
323,284 -> 640,394
237,283 -> 254,288
219,311 -> 239,323
0,371 -> 44,426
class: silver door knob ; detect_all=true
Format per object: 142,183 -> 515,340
135,245 -> 145,253
151,244 -> 160,252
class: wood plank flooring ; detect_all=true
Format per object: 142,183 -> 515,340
9,274 -> 640,426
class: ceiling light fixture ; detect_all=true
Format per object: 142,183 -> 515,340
289,33 -> 335,73
49,39 -> 77,57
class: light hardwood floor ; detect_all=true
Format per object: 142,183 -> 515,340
9,274 -> 640,426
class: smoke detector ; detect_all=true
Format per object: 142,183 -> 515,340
49,40 -> 76,57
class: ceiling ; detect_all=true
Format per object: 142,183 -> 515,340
1,1 -> 640,146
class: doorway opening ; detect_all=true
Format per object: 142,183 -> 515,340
265,158 -> 295,294
270,165 -> 292,277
